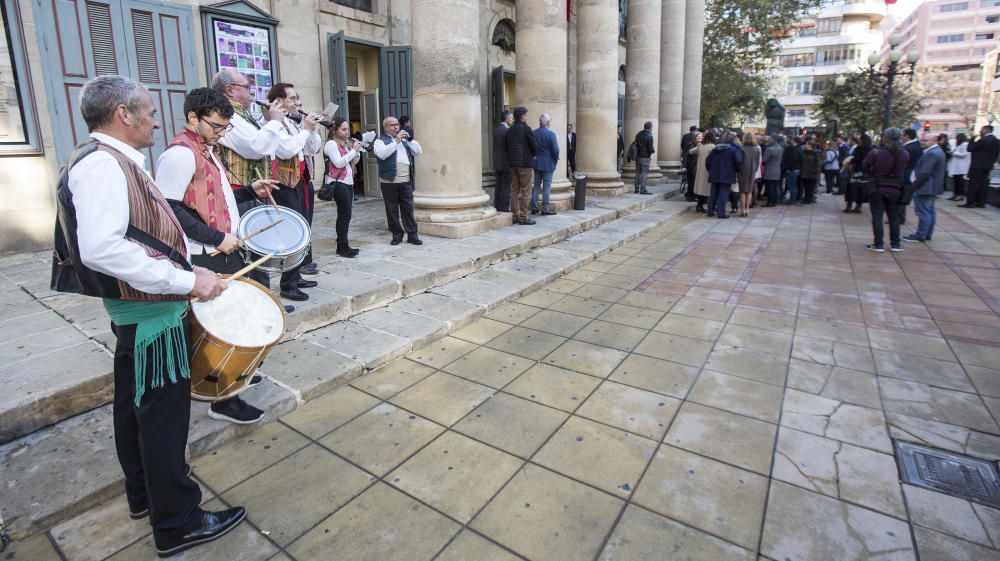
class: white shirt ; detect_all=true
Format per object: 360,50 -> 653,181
69,133 -> 195,295
217,113 -> 283,160
156,143 -> 240,255
948,142 -> 970,176
272,117 -> 322,160
324,140 -> 360,185
373,136 -> 423,164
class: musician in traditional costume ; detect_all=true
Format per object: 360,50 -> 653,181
210,70 -> 307,307
51,75 -> 243,557
267,83 -> 324,278
156,87 -> 277,425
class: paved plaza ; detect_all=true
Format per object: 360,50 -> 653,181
10,196 -> 1000,561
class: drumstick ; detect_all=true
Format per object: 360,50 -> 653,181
190,252 -> 275,303
208,218 -> 285,257
254,167 -> 282,216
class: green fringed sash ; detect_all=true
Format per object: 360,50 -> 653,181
103,299 -> 190,406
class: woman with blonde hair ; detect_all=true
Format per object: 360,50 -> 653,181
737,132 -> 761,217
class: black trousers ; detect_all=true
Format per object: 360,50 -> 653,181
332,181 -> 354,244
494,170 -> 512,212
112,317 -> 201,536
302,180 -> 315,265
967,168 -> 991,206
764,179 -> 781,206
952,174 -> 966,197
869,188 -> 903,247
272,178 -> 307,291
801,178 -> 817,203
380,181 -> 418,235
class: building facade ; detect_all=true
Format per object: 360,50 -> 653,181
889,0 -> 1000,134
0,0 -> 704,252
767,0 -> 887,134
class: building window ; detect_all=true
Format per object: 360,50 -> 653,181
976,32 -> 995,40
619,0 -> 627,40
491,19 -> 515,53
788,109 -> 806,118
815,45 -> 863,66
0,0 -> 40,154
939,2 -> 969,12
794,24 -> 816,38
988,14 -> 1000,22
936,34 -> 967,43
784,78 -> 812,95
817,18 -> 842,35
330,0 -> 372,11
779,52 -> 814,67
982,0 -> 1000,7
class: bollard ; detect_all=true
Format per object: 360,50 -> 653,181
574,174 -> 587,210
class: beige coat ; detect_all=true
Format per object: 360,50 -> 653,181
692,143 -> 714,197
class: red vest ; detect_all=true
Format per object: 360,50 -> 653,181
168,129 -> 232,233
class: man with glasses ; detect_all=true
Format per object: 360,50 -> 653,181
156,87 -> 278,425
373,115 -> 424,245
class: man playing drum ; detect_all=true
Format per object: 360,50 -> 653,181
52,75 -> 245,557
157,87 -> 278,425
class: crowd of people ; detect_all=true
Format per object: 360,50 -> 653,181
680,124 -> 997,250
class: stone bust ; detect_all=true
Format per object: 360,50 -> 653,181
764,98 -> 786,136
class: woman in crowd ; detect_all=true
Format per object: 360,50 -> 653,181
737,132 -> 761,217
799,138 -> 822,205
684,132 -> 702,202
947,133 -> 970,202
690,131 -> 715,213
822,140 -> 840,196
843,133 -> 873,213
862,128 -> 910,253
324,117 -> 363,258
761,135 -> 783,207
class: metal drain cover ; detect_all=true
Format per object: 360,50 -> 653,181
895,441 -> 1000,508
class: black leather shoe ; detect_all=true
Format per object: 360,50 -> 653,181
248,375 -> 263,387
640,190 -> 652,195
541,210 -> 557,216
300,263 -> 319,275
155,507 -> 247,558
280,287 -> 309,301
407,236 -> 423,245
337,246 -> 360,258
297,279 -> 318,289
531,208 -> 540,215
520,218 -> 537,225
390,235 -> 403,245
284,305 -> 295,314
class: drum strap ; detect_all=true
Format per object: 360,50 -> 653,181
125,225 -> 192,272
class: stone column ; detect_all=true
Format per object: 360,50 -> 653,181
658,0 -> 685,177
681,0 -> 705,131
576,0 -> 625,195
621,0 -> 663,186
410,0 -> 510,237
516,0 -> 572,210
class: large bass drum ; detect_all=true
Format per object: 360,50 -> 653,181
189,277 -> 286,402
237,205 -> 311,274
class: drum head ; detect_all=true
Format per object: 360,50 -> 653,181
239,206 -> 310,257
191,279 -> 285,347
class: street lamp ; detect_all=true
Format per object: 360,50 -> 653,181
831,74 -> 847,138
868,34 -> 920,130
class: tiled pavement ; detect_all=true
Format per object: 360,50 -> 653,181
14,196 -> 1000,561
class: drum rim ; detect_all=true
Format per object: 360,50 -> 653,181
190,277 -> 287,348
238,206 -> 311,256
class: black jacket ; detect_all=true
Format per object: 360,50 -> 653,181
505,121 -> 538,168
782,145 -> 802,171
493,123 -> 509,172
903,140 -> 922,184
969,134 -> 1000,170
681,131 -> 696,156
634,130 -> 655,159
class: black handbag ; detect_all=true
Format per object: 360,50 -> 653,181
317,182 -> 336,201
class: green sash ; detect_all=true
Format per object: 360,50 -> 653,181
103,299 -> 190,406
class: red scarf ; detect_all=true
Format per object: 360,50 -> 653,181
168,129 -> 232,233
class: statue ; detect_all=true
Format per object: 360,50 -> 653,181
764,98 -> 786,136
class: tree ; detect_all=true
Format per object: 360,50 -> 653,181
700,0 -> 822,128
812,69 -> 922,137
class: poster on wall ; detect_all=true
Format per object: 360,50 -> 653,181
213,20 -> 274,115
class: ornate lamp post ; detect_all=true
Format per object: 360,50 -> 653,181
867,33 -> 920,130
830,74 -> 846,139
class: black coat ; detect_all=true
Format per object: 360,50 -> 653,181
493,123 -> 509,172
903,140 -> 922,183
634,130 -> 655,159
505,121 -> 538,168
681,131 -> 696,156
782,145 -> 802,171
969,134 -> 1000,170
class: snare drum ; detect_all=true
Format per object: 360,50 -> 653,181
189,277 -> 286,402
238,206 -> 311,274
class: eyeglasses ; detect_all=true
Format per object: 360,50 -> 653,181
232,82 -> 252,90
200,118 -> 234,133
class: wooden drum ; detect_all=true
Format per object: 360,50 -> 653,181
189,277 -> 286,402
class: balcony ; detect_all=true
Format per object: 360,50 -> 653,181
838,0 -> 887,22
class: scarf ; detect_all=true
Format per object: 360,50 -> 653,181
104,299 -> 190,406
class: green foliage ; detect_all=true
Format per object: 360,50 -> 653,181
700,0 -> 822,128
812,69 -> 922,136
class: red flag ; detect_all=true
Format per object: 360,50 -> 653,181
885,0 -> 897,4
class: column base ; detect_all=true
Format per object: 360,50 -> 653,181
417,210 -> 512,238
657,160 -> 682,180
579,170 -> 625,196
549,177 -> 574,211
621,163 -> 663,182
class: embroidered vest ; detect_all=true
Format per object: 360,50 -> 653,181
215,102 -> 267,187
326,141 -> 356,183
168,129 -> 232,233
275,119 -> 302,187
52,140 -> 189,302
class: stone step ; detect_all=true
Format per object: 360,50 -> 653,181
0,196 -> 691,540
0,183 -> 682,443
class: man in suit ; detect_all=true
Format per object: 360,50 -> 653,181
902,128 -> 923,218
567,123 -> 577,177
493,110 -> 513,212
532,113 -> 560,216
903,132 -> 947,243
961,125 -> 1000,208
681,125 -> 698,158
